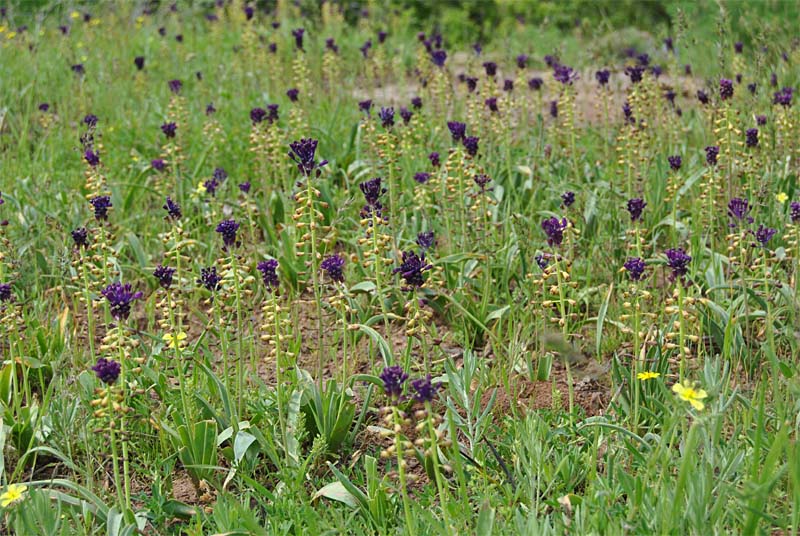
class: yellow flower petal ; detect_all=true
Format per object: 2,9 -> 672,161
637,371 -> 660,381
776,192 -> 788,204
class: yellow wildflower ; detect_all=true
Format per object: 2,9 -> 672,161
70,11 -> 81,19
672,381 -> 708,411
0,484 -> 27,507
196,181 -> 207,194
163,332 -> 187,349
776,192 -> 789,204
637,371 -> 660,381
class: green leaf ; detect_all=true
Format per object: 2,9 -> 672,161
476,501 -> 495,536
233,431 -> 256,464
355,324 -> 393,367
596,283 -> 613,359
485,305 -> 509,322
349,281 -> 377,293
313,481 -> 359,508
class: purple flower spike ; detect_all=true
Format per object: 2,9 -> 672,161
84,149 -> 100,167
394,250 -> 432,288
161,122 -> 177,138
197,266 -> 222,292
292,28 -> 305,51
719,78 -> 734,100
72,227 -> 90,248
379,107 -> 395,128
288,138 -> 328,177
163,197 -> 181,219
595,69 -> 610,86
90,195 -> 112,221
541,217 -> 568,246
665,248 -> 691,281
416,231 -> 435,250
705,146 -> 719,166
623,257 -> 646,281
561,191 -> 575,207
257,259 -> 279,290
412,375 -> 440,402
215,219 -> 240,249
668,155 -> 682,171
154,264 -> 176,289
447,121 -> 466,142
626,198 -> 647,222
168,79 -> 182,94
754,224 -> 777,247
746,128 -> 759,148
101,281 -> 143,321
321,254 -> 345,283
463,136 -> 480,156
380,365 -> 408,403
92,358 -> 121,385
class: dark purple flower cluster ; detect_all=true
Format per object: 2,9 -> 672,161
430,49 -> 447,67
542,217 -> 568,246
168,79 -> 182,94
325,38 -> 338,54
754,224 -> 777,246
665,248 -> 691,281
321,254 -> 345,283
503,79 -> 514,92
394,250 -> 432,288
379,107 -> 395,128
746,128 -> 759,148
550,100 -> 559,118
463,136 -> 480,157
380,365 -> 408,403
485,97 -> 499,113
288,138 -> 328,177
135,56 -> 145,70
416,231 -> 435,250
411,97 -> 422,109
84,114 -> 98,128
668,155 -> 682,171
756,115 -> 767,126
101,281 -> 143,321
0,283 -> 12,302
257,259 -> 279,290
773,87 -> 793,107
358,99 -> 373,115
250,107 -> 267,124
239,182 -> 251,194
447,121 -> 466,142
705,146 -> 719,166
719,78 -> 734,100
516,54 -> 529,69
412,375 -> 440,403
626,198 -> 647,222
483,61 -> 497,77
216,219 -> 240,249
474,174 -> 492,192
163,196 -> 181,219
790,201 -> 800,223
287,88 -> 299,102
414,172 -> 430,184
197,266 -> 222,292
90,195 -> 112,221
428,152 -> 440,168
154,264 -> 175,289
734,42 -> 743,54
203,178 -> 219,197
561,191 -> 575,207
399,107 -> 412,124
622,101 -> 634,124
92,358 -> 121,384
623,257 -> 647,281
553,64 -> 578,85
84,149 -> 100,167
697,90 -> 709,105
595,69 -> 610,86
360,40 -> 372,58
292,28 -> 304,51
360,177 -> 386,219
151,159 -> 166,171
528,77 -> 543,90
625,65 -> 645,84
747,82 -> 757,95
727,197 -> 753,225
72,227 -> 89,248
161,122 -> 177,138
